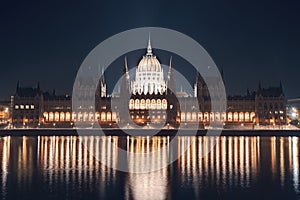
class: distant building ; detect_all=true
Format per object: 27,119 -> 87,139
287,98 -> 300,123
0,101 -> 10,125
11,82 -> 43,127
11,38 -> 287,128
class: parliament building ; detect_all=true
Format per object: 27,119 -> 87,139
11,38 -> 287,128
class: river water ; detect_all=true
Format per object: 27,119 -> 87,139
0,135 -> 299,199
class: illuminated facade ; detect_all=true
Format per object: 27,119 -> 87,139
0,101 -> 10,124
11,38 -> 287,128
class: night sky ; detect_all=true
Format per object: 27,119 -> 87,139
1,0 -> 299,100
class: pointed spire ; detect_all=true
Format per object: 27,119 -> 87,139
101,66 -> 105,84
124,56 -> 129,73
221,67 -> 225,84
168,56 -> 172,78
247,88 -> 250,96
257,81 -> 262,96
124,56 -> 130,81
120,56 -> 130,95
167,56 -> 176,94
146,33 -> 152,56
98,64 -> 101,78
279,81 -> 283,93
98,65 -> 105,85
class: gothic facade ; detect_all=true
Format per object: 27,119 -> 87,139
11,39 -> 287,128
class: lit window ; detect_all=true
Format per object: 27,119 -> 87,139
15,105 -> 19,109
31,105 -> 35,109
20,105 -> 24,109
25,105 -> 29,109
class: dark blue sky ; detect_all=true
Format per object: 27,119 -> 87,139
0,0 -> 299,99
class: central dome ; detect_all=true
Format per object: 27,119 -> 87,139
132,36 -> 167,95
137,55 -> 161,72
137,36 -> 162,72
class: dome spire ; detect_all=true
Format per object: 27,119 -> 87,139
147,33 -> 152,56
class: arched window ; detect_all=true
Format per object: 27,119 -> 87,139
54,112 -> 59,122
215,112 -> 220,121
146,99 -> 151,109
181,112 -> 186,122
140,99 -> 146,109
65,112 -> 71,121
49,112 -> 54,121
60,112 -> 65,122
107,112 -> 111,121
239,112 -> 244,122
101,112 -> 106,121
227,112 -> 233,122
43,112 -> 49,121
221,112 -> 226,121
250,112 -> 255,122
129,99 -> 134,110
89,112 -> 94,121
112,112 -> 117,121
78,112 -> 83,122
233,112 -> 239,122
157,99 -> 162,109
83,112 -> 88,121
95,112 -> 100,120
162,99 -> 167,110
151,99 -> 156,109
72,112 -> 76,121
135,99 -> 140,110
186,112 -> 191,121
198,112 -> 203,121
204,112 -> 209,121
245,112 -> 250,122
192,112 -> 197,122
210,112 -> 214,121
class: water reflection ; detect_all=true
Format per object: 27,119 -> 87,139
1,136 -> 10,198
126,137 -> 169,200
0,135 -> 299,199
177,137 -> 260,191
